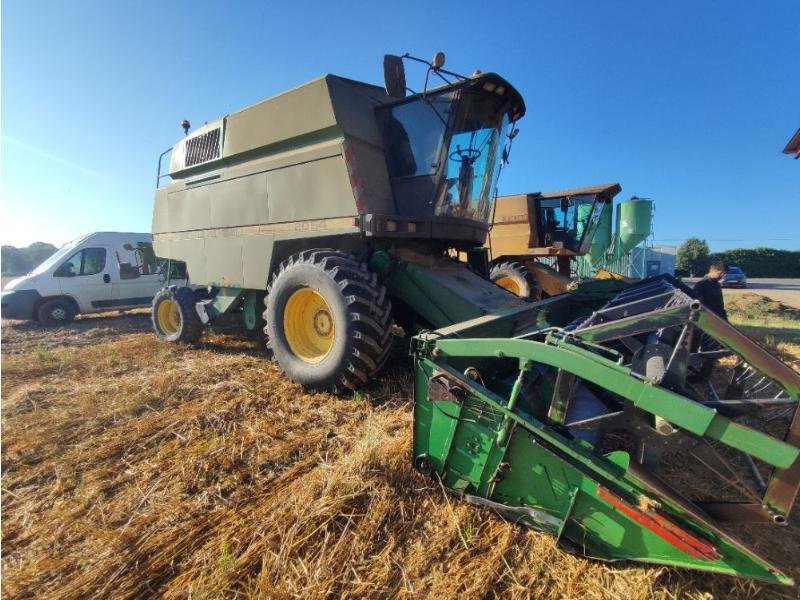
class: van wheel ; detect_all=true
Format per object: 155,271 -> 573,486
490,261 -> 540,299
264,249 -> 394,393
152,286 -> 203,343
37,299 -> 76,327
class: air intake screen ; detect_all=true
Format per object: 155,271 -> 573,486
184,128 -> 221,167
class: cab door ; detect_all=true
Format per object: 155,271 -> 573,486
53,246 -> 112,312
109,241 -> 162,308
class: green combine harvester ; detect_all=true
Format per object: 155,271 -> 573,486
151,53 -> 800,586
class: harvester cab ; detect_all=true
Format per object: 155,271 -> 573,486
151,53 -> 800,586
370,55 -> 524,248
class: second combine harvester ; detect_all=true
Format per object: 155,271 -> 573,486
487,184 -> 651,299
151,54 -> 800,586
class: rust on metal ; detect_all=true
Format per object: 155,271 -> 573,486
428,372 -> 467,403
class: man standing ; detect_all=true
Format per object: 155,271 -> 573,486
693,261 -> 727,320
689,261 -> 728,382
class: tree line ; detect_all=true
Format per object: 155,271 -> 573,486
1,243 -> 58,276
676,238 -> 800,278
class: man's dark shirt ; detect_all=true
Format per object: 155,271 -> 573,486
693,276 -> 727,320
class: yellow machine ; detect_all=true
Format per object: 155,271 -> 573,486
487,183 -> 644,297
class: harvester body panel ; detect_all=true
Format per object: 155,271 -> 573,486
153,73 -> 524,291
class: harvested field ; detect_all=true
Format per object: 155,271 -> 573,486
1,310 -> 152,355
2,300 -> 800,599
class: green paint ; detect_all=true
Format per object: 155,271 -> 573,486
496,360 -> 530,446
431,336 -> 798,469
371,251 -> 523,330
209,287 -> 244,315
412,351 -> 794,585
242,291 -> 259,330
411,319 -> 799,585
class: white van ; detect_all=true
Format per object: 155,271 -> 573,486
1,232 -> 182,326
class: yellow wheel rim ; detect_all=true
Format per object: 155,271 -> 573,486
157,298 -> 182,335
494,276 -> 521,296
283,288 -> 335,363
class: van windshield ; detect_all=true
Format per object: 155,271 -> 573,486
29,238 -> 82,275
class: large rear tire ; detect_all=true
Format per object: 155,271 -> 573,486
264,249 -> 393,393
490,261 -> 540,300
152,286 -> 204,343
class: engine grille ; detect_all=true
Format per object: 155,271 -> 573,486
184,128 -> 221,167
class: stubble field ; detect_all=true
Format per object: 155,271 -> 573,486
2,292 -> 799,599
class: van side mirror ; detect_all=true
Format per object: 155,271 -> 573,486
383,54 -> 406,99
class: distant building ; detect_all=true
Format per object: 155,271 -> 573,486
630,245 -> 676,278
783,128 -> 800,159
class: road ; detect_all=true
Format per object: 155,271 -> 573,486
683,278 -> 800,309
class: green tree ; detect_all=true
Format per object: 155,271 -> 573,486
676,238 -> 711,277
710,247 -> 800,278
1,242 -> 57,276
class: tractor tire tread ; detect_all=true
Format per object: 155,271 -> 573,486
490,260 -> 541,300
263,249 -> 394,393
152,285 -> 204,343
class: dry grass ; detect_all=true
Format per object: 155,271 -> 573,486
725,292 -> 800,369
2,312 -> 799,598
1,310 -> 152,355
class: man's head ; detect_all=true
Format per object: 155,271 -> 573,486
708,260 -> 726,280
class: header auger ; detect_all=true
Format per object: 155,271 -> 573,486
150,53 -> 800,585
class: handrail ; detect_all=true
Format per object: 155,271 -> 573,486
155,146 -> 173,188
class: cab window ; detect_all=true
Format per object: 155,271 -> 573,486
117,241 -> 160,279
383,93 -> 453,177
54,247 -> 106,277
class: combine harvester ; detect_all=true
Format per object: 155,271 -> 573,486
487,184 -> 649,298
150,53 -> 800,586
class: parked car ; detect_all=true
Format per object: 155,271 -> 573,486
721,265 -> 747,288
1,232 -> 183,326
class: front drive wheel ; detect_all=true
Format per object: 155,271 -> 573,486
264,249 -> 393,393
152,286 -> 204,343
37,298 -> 76,327
490,261 -> 540,299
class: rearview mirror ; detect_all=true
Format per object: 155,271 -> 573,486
383,54 -> 406,99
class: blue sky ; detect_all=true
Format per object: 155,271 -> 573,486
2,0 -> 798,251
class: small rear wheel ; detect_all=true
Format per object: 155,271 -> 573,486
490,261 -> 540,299
264,249 -> 394,393
37,298 -> 75,327
152,286 -> 203,343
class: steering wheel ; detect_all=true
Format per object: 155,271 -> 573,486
449,146 -> 481,163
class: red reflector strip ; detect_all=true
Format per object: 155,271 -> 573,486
596,487 -> 720,561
